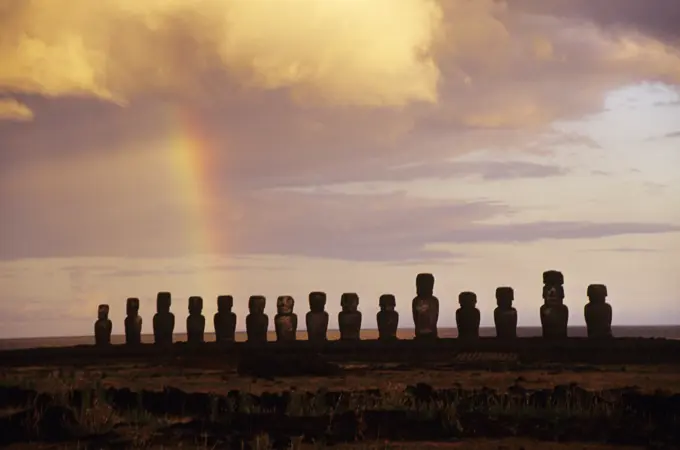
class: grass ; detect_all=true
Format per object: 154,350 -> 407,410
1,378 -> 677,447
2,361 -> 679,396
1,356 -> 677,449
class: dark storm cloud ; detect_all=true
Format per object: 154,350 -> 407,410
507,0 -> 680,44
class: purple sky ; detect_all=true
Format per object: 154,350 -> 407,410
0,0 -> 679,338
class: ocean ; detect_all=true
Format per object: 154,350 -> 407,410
0,326 -> 678,351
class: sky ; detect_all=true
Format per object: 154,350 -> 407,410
1,0 -> 679,339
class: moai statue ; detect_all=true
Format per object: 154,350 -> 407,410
412,273 -> 439,340
585,284 -> 613,339
275,295 -> 297,342
338,293 -> 362,341
456,291 -> 481,339
186,296 -> 205,344
377,294 -> 399,340
124,297 -> 143,345
246,295 -> 268,343
94,304 -> 112,346
494,287 -> 517,339
306,291 -> 329,342
153,291 -> 175,345
214,295 -> 237,343
540,270 -> 569,339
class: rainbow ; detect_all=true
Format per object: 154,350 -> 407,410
165,108 -> 222,258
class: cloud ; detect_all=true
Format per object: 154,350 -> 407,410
443,222 -> 680,244
507,0 -> 680,44
0,98 -> 33,121
589,247 -> 661,254
0,0 -> 442,109
2,169 -> 679,261
664,131 -> 680,139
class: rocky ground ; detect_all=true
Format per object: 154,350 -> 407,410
0,340 -> 678,449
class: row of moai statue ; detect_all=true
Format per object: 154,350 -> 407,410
94,271 -> 613,345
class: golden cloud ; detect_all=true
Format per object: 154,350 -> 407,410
0,0 -> 443,108
0,98 -> 33,121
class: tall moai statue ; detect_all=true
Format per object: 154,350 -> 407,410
153,291 -> 175,345
246,295 -> 268,343
456,291 -> 481,339
338,293 -> 362,341
494,287 -> 517,339
585,284 -> 613,339
186,296 -> 205,344
377,294 -> 399,340
306,291 -> 329,342
94,304 -> 112,346
412,273 -> 439,340
275,295 -> 297,342
214,295 -> 237,343
124,297 -> 143,345
540,270 -> 569,339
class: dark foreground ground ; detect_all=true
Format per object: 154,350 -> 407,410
0,338 -> 678,449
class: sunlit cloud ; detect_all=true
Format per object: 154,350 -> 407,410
0,98 -> 33,121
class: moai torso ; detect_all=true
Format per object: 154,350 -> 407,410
494,287 -> 517,339
94,304 -> 112,346
306,291 -> 329,342
275,295 -> 297,342
214,295 -> 237,343
377,294 -> 399,340
338,293 -> 362,341
456,292 -> 480,339
585,284 -> 613,339
124,297 -> 143,345
153,292 -> 175,345
246,295 -> 268,343
186,296 -> 205,344
540,271 -> 569,339
412,273 -> 439,339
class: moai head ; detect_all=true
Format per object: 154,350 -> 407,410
248,295 -> 266,314
217,295 -> 233,312
309,291 -> 327,312
587,284 -> 608,303
379,294 -> 396,311
157,292 -> 172,313
495,287 -> 514,309
277,295 -> 295,314
340,293 -> 359,312
126,297 -> 140,316
188,296 -> 203,314
458,291 -> 477,309
98,304 -> 109,320
416,273 -> 435,297
542,270 -> 564,305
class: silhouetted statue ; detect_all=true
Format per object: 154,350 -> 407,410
186,296 -> 205,344
246,295 -> 268,343
275,295 -> 297,342
540,270 -> 569,339
124,297 -> 142,345
585,284 -> 613,339
214,295 -> 237,343
94,304 -> 112,346
338,293 -> 362,341
494,287 -> 517,339
306,291 -> 329,342
377,294 -> 399,340
153,291 -> 175,345
412,273 -> 439,340
456,291 -> 480,339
